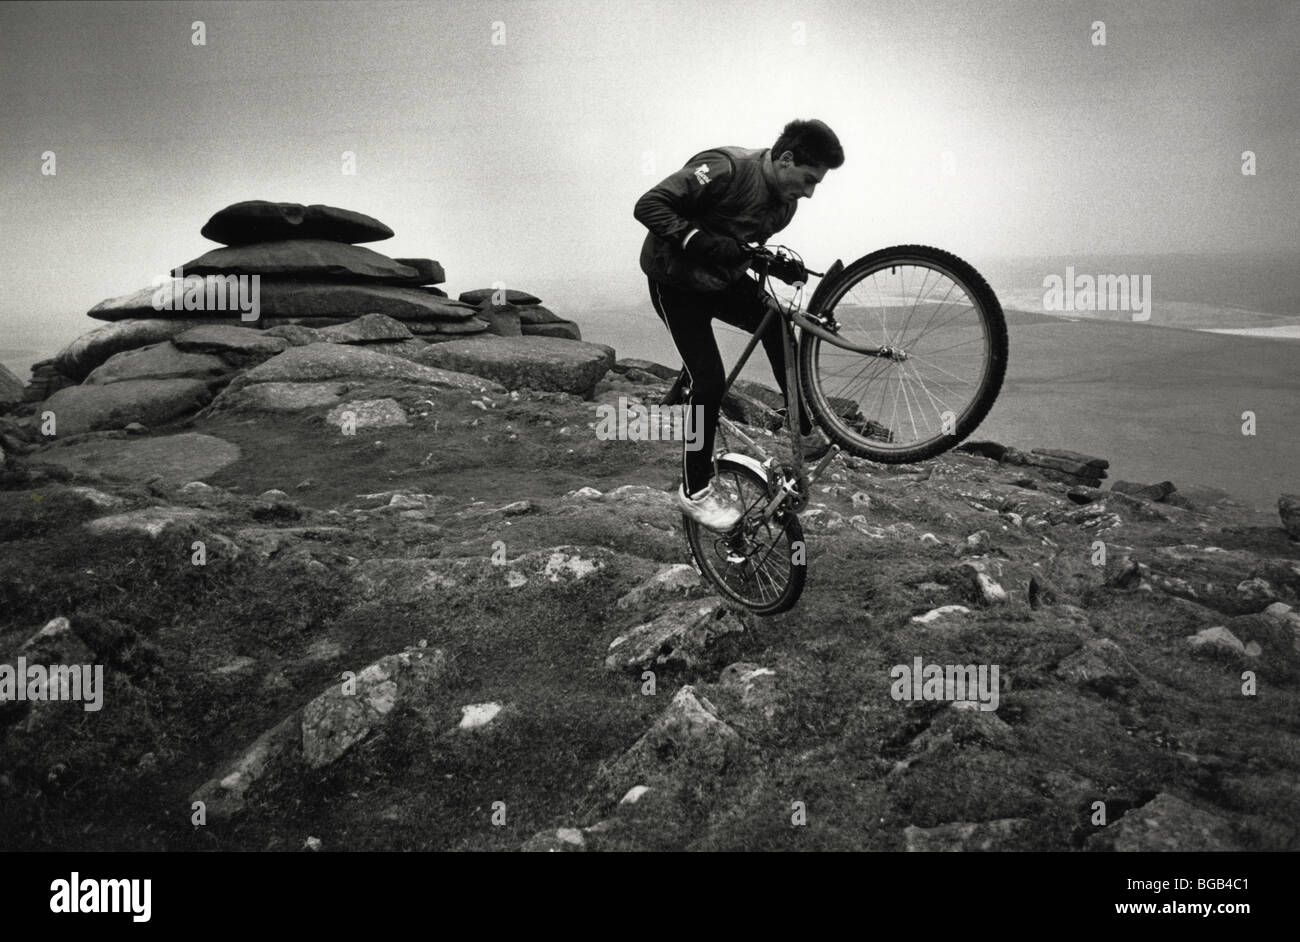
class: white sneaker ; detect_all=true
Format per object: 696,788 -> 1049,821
677,482 -> 743,532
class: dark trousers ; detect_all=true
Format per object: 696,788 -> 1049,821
647,275 -> 810,494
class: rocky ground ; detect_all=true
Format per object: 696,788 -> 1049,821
1,321 -> 1298,852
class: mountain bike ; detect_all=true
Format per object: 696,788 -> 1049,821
661,243 -> 1008,615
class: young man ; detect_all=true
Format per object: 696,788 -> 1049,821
634,118 -> 844,532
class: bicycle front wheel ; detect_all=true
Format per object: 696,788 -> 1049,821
799,244 -> 1007,464
684,458 -> 806,616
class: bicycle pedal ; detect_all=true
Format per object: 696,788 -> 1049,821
779,464 -> 802,488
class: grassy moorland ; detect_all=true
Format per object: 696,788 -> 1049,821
1,360 -> 1298,852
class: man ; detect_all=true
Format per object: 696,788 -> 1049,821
634,118 -> 844,532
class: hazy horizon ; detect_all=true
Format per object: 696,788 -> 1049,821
4,244 -> 1300,372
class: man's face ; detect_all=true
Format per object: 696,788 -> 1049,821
773,151 -> 829,202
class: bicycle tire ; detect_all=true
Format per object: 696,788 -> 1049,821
683,457 -> 806,615
798,244 -> 1007,464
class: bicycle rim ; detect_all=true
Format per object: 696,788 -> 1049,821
684,459 -> 806,615
800,244 -> 1007,464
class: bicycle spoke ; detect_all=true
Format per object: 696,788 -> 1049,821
760,541 -> 793,596
901,359 -> 953,429
888,366 -> 906,440
902,364 -> 969,414
751,551 -> 782,600
909,298 -> 980,341
823,355 -> 893,407
901,266 -> 940,339
903,282 -> 962,343
906,336 -> 987,359
906,352 -> 984,389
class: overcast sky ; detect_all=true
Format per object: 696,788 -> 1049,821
2,0 -> 1297,339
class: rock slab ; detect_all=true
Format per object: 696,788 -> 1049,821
200,200 -> 394,246
176,239 -> 418,282
33,432 -> 241,484
42,379 -> 213,435
232,343 -> 506,394
83,342 -> 229,386
415,336 -> 612,398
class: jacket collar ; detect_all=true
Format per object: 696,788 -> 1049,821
761,149 -> 783,200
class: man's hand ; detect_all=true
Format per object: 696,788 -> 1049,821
767,255 -> 809,286
682,229 -> 751,266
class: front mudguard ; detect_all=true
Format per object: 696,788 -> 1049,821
806,258 -> 844,315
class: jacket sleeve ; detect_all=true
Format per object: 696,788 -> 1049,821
633,151 -> 735,248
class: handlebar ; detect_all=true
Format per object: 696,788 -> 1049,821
747,244 -> 824,280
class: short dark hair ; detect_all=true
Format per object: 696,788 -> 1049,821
774,119 -> 844,169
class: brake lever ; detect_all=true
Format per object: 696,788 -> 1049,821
751,247 -> 823,279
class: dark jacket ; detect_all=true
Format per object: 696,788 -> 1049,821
635,146 -> 796,292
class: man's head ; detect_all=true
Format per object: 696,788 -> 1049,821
770,118 -> 844,202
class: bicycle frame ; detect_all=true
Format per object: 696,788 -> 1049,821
711,268 -> 855,528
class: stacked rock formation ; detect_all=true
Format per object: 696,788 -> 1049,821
88,200 -> 486,337
21,359 -> 75,402
460,288 -> 582,342
24,201 -> 574,396
0,199 -> 623,438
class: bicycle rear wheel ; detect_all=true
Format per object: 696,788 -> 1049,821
684,457 -> 806,615
799,244 -> 1007,464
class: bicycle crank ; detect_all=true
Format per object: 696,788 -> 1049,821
756,457 -> 808,515
779,464 -> 810,514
